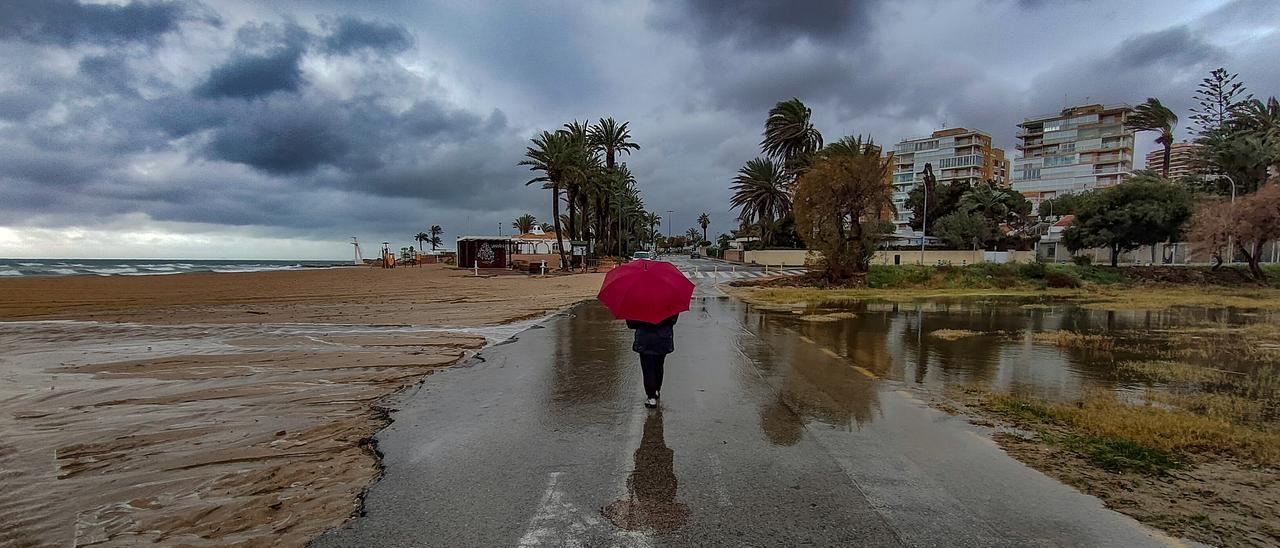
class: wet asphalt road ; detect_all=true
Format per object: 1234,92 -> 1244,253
314,258 -> 1183,547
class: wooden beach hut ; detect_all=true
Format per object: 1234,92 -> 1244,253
456,236 -> 513,269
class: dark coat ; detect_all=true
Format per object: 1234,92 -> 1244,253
627,314 -> 678,355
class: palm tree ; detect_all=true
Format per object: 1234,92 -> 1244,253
960,182 -> 1009,221
646,212 -> 662,249
762,98 -> 823,177
428,225 -> 443,250
414,231 -> 429,252
729,157 -> 790,245
1129,97 -> 1179,177
512,214 -> 537,234
589,118 -> 641,254
685,227 -> 702,247
519,130 -> 588,270
538,222 -> 554,233
697,212 -> 710,242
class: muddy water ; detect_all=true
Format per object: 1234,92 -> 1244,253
0,320 -> 521,547
742,299 -> 1275,426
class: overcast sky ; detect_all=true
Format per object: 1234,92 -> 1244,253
1,0 -> 1276,259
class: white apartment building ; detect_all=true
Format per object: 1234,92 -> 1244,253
888,127 -> 1009,235
1012,104 -> 1135,207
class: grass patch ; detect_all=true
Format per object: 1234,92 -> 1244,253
975,391 -> 1280,467
1118,360 -> 1228,384
1031,330 -> 1116,351
1147,391 -> 1271,426
1043,432 -> 1183,474
930,329 -> 983,341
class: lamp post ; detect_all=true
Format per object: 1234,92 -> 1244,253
666,209 -> 673,255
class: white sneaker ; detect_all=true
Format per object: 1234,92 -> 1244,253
644,398 -> 658,408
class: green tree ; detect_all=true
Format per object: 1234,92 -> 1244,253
730,158 -> 791,246
792,136 -> 895,281
1062,176 -> 1193,266
1037,192 -> 1090,218
761,98 -> 823,177
512,214 -> 537,234
538,222 -> 554,233
414,231 -> 429,252
907,179 -> 970,234
1129,97 -> 1179,178
697,212 -> 710,241
932,211 -> 991,250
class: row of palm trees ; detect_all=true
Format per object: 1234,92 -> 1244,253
730,98 -> 823,247
519,117 -> 664,268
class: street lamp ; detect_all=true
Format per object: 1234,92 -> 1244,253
666,210 -> 673,255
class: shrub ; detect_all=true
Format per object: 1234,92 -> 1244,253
1045,272 -> 1082,288
1019,261 -> 1047,279
1071,255 -> 1092,267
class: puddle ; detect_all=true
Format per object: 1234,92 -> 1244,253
736,299 -> 1277,428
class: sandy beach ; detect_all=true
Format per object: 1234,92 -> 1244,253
0,266 -> 604,546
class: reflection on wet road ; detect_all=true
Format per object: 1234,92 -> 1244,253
315,258 -> 1190,547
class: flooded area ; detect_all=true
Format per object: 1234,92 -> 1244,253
743,298 -> 1278,419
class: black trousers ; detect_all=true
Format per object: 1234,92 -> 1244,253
639,353 -> 666,399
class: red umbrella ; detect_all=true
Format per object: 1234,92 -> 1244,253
597,260 -> 694,324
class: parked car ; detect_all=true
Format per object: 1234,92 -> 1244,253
689,252 -> 701,259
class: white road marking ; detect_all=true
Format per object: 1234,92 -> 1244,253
517,472 -> 652,547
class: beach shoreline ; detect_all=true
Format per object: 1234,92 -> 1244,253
0,266 -> 604,546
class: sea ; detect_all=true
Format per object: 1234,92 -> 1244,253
0,259 -> 352,277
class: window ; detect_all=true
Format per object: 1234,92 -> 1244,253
1043,154 -> 1076,167
893,173 -> 914,183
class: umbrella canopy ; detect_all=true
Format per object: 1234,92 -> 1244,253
597,260 -> 694,324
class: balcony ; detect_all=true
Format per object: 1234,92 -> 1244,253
1093,165 -> 1122,174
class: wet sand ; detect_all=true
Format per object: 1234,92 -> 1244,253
0,266 -> 603,547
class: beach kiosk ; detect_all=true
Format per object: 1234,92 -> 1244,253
456,236 -> 513,269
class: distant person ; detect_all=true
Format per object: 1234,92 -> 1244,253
626,314 -> 678,408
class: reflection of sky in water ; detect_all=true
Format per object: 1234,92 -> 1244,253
743,299 -> 1275,428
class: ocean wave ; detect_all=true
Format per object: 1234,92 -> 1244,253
143,266 -> 177,271
17,262 -> 42,267
51,268 -> 78,275
0,269 -> 22,276
87,267 -> 139,275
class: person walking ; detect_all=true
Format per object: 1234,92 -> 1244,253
626,314 -> 678,408
597,259 -> 693,409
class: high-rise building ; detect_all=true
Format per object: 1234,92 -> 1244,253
887,128 -> 1009,232
1012,104 -> 1134,206
1143,142 -> 1202,179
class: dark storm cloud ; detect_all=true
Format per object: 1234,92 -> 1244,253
322,16 -> 413,54
648,0 -> 879,49
1,0 -> 1276,257
0,0 -> 215,46
1115,26 -> 1220,68
195,24 -> 310,99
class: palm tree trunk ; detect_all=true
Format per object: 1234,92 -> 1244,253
566,187 -> 577,241
1162,143 -> 1172,178
552,184 -> 568,271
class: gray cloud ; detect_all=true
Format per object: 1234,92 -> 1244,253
195,24 -> 310,99
648,0 -> 880,50
0,0 -> 215,46
322,16 -> 413,54
0,0 -> 1275,258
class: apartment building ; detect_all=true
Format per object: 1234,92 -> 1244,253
887,127 -> 1010,233
1143,142 -> 1202,179
1012,104 -> 1135,207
